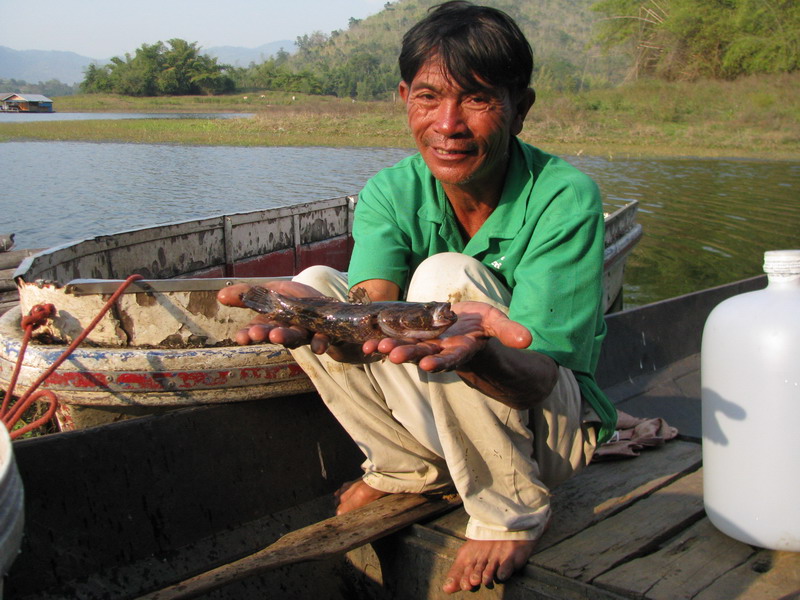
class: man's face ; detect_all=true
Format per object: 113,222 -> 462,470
398,56 -> 531,191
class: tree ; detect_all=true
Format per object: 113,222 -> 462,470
722,0 -> 800,75
79,39 -> 234,96
81,63 -> 113,93
592,0 -> 800,80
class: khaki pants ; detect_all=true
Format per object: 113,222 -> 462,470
290,253 -> 597,541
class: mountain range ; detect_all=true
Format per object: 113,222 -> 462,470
0,41 -> 296,86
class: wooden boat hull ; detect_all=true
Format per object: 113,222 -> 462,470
0,197 -> 641,430
10,275 -> 798,600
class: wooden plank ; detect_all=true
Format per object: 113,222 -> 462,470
138,493 -> 462,600
694,549 -> 800,600
376,525 -> 630,600
545,440 -> 701,549
428,440 -> 701,551
533,469 -> 705,582
594,517 -> 756,599
0,247 -> 44,269
0,301 -> 17,316
0,267 -> 17,290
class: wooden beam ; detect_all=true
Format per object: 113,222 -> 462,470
138,492 -> 461,600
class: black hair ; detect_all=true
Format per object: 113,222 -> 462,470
399,1 -> 533,98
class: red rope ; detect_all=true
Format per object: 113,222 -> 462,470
1,303 -> 54,416
2,274 -> 144,439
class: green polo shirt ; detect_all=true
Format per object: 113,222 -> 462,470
349,139 -> 616,442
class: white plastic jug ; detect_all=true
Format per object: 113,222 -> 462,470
0,425 -> 25,597
701,249 -> 800,551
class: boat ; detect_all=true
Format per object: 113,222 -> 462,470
0,195 -> 642,431
5,273 -> 799,599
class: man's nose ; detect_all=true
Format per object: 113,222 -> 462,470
432,99 -> 468,136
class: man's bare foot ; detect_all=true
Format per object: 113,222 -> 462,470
334,479 -> 390,515
442,539 -> 536,594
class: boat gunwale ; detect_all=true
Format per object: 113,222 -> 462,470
14,195 -> 359,285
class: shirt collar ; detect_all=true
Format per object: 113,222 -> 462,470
415,138 -> 534,252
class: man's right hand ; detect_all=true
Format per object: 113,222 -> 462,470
217,281 -> 332,352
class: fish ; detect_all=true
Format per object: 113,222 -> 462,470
240,286 -> 457,343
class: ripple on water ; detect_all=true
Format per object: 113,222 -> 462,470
1,144 -> 798,306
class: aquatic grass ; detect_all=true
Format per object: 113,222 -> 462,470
521,73 -> 800,159
2,74 -> 799,159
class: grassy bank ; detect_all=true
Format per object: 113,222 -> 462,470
1,74 -> 798,160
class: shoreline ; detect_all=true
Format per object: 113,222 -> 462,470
1,120 -> 796,162
2,74 -> 799,162
0,110 -> 800,162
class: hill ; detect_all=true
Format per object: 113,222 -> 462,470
285,0 -> 627,96
1,1 -> 627,94
205,41 -> 296,67
0,42 -> 296,88
0,46 -> 98,85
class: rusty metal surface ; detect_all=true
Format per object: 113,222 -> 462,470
63,276 -> 292,295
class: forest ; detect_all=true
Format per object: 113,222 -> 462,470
77,0 -> 799,99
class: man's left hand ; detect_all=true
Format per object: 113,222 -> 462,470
361,301 -> 532,372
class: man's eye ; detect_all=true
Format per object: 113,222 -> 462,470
413,94 -> 439,106
466,96 -> 490,106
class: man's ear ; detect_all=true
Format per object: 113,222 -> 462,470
398,80 -> 410,103
511,87 -> 536,136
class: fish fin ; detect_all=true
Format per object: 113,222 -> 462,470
241,286 -> 280,314
347,286 -> 372,305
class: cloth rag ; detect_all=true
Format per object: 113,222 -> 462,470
593,410 -> 678,461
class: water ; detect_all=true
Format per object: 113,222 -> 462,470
0,112 -> 252,122
0,140 -> 412,246
1,140 -> 798,307
579,156 -> 800,305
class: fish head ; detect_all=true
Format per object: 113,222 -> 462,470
429,302 -> 458,329
377,301 -> 457,340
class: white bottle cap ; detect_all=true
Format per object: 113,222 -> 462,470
764,249 -> 800,276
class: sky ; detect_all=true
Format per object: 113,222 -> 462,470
0,0 -> 385,58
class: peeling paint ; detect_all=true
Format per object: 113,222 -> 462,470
135,294 -> 158,308
186,292 -> 219,320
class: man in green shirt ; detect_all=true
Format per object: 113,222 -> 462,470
219,1 -> 615,593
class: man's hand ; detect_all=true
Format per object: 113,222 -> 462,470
217,281 -> 332,352
361,301 -> 532,372
218,281 -> 371,361
363,300 -> 556,409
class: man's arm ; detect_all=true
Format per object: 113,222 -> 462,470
456,339 -> 558,410
351,278 -> 401,302
366,300 -> 558,410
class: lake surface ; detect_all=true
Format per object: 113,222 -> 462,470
0,112 -> 252,122
1,140 -> 798,307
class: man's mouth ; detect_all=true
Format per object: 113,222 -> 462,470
432,146 -> 475,157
